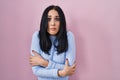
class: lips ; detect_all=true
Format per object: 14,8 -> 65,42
50,28 -> 56,31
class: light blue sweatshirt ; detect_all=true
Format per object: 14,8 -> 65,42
30,31 -> 76,80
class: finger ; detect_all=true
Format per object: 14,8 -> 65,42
29,61 -> 32,64
30,56 -> 33,59
72,68 -> 76,72
72,63 -> 76,68
29,57 -> 33,61
71,71 -> 75,74
71,70 -> 75,74
73,69 -> 76,73
69,72 -> 73,76
29,62 -> 33,66
29,61 -> 36,65
32,50 -> 39,56
30,63 -> 35,66
29,58 -> 33,62
32,50 -> 36,52
65,58 -> 69,66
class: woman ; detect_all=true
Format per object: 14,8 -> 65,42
29,5 -> 76,80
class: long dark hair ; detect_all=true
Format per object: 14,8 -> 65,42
39,5 -> 68,55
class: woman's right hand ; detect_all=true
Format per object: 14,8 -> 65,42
58,59 -> 76,77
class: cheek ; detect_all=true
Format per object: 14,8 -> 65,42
48,22 -> 50,27
47,22 -> 51,30
56,23 -> 60,30
56,22 -> 60,27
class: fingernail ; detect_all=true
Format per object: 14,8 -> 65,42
32,50 -> 34,52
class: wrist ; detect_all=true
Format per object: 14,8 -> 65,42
44,60 -> 49,67
38,59 -> 48,67
58,70 -> 66,77
42,60 -> 49,67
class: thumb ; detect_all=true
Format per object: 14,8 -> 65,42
65,58 -> 69,66
32,50 -> 39,56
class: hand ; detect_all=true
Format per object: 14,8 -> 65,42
29,50 -> 48,67
58,59 -> 76,77
63,59 -> 76,76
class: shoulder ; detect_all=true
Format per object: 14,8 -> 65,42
67,31 -> 75,39
32,31 -> 39,40
32,31 -> 39,37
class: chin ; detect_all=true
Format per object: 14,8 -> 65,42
49,32 -> 57,35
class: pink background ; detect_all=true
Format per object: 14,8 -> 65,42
0,0 -> 120,80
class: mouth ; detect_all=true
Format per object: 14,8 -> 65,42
50,28 -> 56,31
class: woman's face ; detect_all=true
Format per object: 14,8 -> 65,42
47,9 -> 60,36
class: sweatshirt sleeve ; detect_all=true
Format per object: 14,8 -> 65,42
46,60 -> 64,70
30,31 -> 59,78
66,31 -> 76,66
46,31 -> 76,69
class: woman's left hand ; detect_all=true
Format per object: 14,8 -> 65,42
29,50 -> 48,67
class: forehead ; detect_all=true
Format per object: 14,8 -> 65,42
48,9 -> 59,17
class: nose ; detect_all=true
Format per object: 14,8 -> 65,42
51,19 -> 55,26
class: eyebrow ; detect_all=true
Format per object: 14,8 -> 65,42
48,15 -> 60,18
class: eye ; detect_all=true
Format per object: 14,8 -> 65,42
55,17 -> 60,21
47,18 -> 51,21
